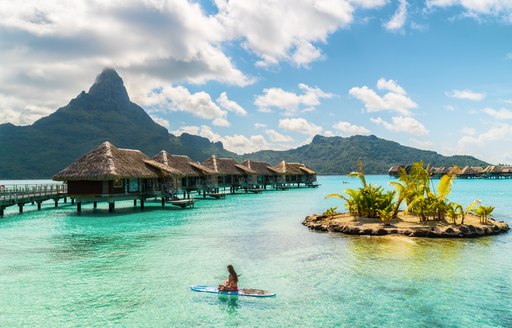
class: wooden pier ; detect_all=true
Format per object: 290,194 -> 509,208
0,183 -> 68,216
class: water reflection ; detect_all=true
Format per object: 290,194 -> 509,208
217,294 -> 239,315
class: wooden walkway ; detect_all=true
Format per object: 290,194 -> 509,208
0,183 -> 68,216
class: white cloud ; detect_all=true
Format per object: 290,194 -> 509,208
332,121 -> 371,136
279,118 -> 323,136
371,116 -> 429,135
221,134 -> 269,154
216,92 -> 247,116
457,124 -> 512,163
266,129 -> 294,142
255,83 -> 333,115
172,125 -> 222,141
459,124 -> 512,148
149,115 -> 170,130
173,124 -> 268,154
254,123 -> 267,129
143,85 -> 230,127
350,0 -> 388,9
215,0 -> 355,67
445,105 -> 456,111
384,0 -> 408,31
427,0 -> 512,20
349,78 -> 417,115
0,0 -> 255,125
483,107 -> 512,120
446,89 -> 486,101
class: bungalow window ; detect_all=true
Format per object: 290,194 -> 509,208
128,179 -> 139,192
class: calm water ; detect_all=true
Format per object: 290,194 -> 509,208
1,176 -> 511,327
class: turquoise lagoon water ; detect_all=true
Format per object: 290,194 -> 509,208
0,176 -> 511,327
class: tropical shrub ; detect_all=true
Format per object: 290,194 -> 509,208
323,206 -> 338,219
326,161 -> 396,219
326,161 -> 494,226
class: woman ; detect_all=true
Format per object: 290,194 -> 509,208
218,264 -> 238,292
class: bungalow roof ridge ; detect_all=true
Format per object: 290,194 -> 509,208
104,141 -> 117,177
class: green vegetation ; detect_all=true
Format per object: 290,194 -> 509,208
326,162 -> 396,220
473,205 -> 495,224
245,135 -> 488,175
323,206 -> 338,219
326,161 -> 490,225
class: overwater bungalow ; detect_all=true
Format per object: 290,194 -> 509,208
201,156 -> 257,193
270,161 -> 317,188
242,160 -> 280,189
153,151 -> 216,197
485,165 -> 512,179
53,141 -> 181,212
388,165 -> 401,177
458,166 -> 485,179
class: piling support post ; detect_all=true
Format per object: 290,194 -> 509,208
37,202 -> 42,210
161,198 -> 165,207
109,202 -> 115,213
64,197 -> 67,203
71,198 -> 75,205
0,206 -> 4,217
93,202 -> 97,209
140,198 -> 145,210
54,200 -> 58,208
18,203 -> 24,213
134,199 -> 137,206
77,202 -> 82,213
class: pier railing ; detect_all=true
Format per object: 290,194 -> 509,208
0,183 -> 67,204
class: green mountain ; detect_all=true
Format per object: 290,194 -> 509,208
0,68 -> 234,179
243,135 -> 489,175
0,68 -> 489,179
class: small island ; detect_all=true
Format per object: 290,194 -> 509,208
303,212 -> 510,238
304,161 -> 510,238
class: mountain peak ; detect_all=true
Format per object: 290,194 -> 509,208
88,68 -> 129,102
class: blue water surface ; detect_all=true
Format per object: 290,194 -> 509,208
0,176 -> 511,327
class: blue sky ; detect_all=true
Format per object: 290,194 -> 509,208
1,1 -> 512,163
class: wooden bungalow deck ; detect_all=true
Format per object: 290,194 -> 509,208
167,198 -> 195,208
0,183 -> 68,216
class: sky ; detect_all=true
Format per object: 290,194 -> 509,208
1,0 -> 512,164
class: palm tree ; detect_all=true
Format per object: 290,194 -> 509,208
446,202 -> 463,225
473,205 -> 495,224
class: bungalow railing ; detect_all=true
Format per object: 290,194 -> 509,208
142,183 -> 177,197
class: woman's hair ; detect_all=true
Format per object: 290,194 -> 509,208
227,264 -> 238,283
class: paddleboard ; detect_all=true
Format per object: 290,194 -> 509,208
191,285 -> 276,298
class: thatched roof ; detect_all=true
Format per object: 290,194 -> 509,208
271,161 -> 316,175
153,151 -> 214,176
53,141 -> 179,181
487,165 -> 512,173
242,160 -> 279,175
458,166 -> 484,176
202,156 -> 257,175
388,165 -> 400,174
